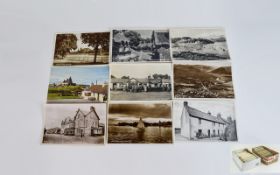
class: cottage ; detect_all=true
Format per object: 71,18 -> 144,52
180,102 -> 228,139
81,84 -> 108,102
61,106 -> 104,136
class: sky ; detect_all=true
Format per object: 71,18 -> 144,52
171,28 -> 226,39
49,66 -> 109,85
109,103 -> 171,119
44,104 -> 106,129
173,100 -> 235,128
111,64 -> 172,78
75,33 -> 92,50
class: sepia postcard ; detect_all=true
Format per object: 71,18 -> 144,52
42,103 -> 106,144
53,32 -> 110,66
173,62 -> 234,98
171,28 -> 230,61
173,99 -> 237,142
110,64 -> 172,101
47,65 -> 109,103
108,102 -> 173,144
111,29 -> 171,62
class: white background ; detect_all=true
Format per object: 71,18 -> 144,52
0,0 -> 280,175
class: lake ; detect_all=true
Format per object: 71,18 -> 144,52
108,126 -> 173,143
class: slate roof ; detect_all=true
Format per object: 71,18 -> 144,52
187,106 -> 227,124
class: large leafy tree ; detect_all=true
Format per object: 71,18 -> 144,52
81,32 -> 110,63
54,34 -> 77,59
123,30 -> 141,47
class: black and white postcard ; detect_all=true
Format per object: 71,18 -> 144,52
112,29 -> 171,62
173,99 -> 237,142
171,28 -> 230,61
110,64 -> 172,101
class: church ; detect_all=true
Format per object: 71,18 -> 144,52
61,106 -> 104,136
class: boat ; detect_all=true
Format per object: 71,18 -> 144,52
137,117 -> 145,129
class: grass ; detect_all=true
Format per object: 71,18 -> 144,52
47,93 -> 82,100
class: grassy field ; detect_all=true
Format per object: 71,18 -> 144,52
47,94 -> 82,100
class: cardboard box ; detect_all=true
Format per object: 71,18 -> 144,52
232,148 -> 261,171
252,146 -> 279,165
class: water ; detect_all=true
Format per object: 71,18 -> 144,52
108,126 -> 172,143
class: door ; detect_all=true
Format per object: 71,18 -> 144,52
208,130 -> 210,138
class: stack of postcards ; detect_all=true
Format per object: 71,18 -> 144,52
232,149 -> 261,171
252,146 -> 279,165
233,146 -> 279,171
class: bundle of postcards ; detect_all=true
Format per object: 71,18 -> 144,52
233,146 -> 279,171
42,27 -> 238,145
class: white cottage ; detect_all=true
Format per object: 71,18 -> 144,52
180,102 -> 228,139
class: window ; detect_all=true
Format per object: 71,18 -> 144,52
212,122 -> 215,126
198,118 -> 202,125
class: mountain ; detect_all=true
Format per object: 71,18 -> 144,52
210,66 -> 232,75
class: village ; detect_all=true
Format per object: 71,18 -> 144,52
48,76 -> 108,103
112,30 -> 171,62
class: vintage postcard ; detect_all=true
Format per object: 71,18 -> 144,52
42,103 -> 106,144
173,99 -> 237,142
173,62 -> 234,98
171,28 -> 230,61
110,64 -> 172,101
108,102 -> 173,144
53,32 -> 110,65
111,29 -> 171,62
47,65 -> 109,103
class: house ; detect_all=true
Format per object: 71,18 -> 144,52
180,102 -> 228,139
61,106 -> 104,136
110,77 -> 171,92
58,76 -> 76,86
81,84 -> 108,102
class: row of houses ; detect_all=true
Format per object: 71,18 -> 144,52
179,102 -> 237,141
110,77 -> 171,92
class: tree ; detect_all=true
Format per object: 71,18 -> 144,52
123,30 -> 141,47
54,34 -> 77,59
81,32 -> 110,63
121,76 -> 130,79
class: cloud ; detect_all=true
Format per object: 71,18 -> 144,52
109,103 -> 171,118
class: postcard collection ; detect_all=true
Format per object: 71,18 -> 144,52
42,28 -> 238,144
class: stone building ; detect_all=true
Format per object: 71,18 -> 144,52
180,102 -> 228,140
61,106 -> 104,136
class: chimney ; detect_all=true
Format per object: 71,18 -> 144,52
183,101 -> 188,108
207,111 -> 211,115
90,106 -> 95,112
